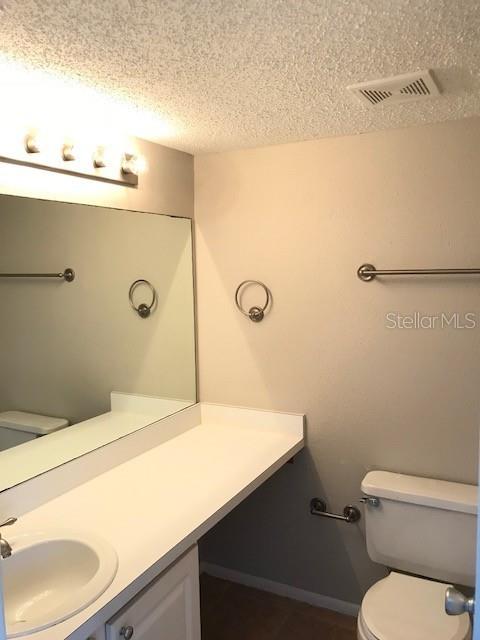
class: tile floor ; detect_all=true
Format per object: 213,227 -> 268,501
200,574 -> 357,640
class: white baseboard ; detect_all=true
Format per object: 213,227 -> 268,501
200,561 -> 360,618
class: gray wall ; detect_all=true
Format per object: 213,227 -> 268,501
0,196 -> 196,424
195,116 -> 480,604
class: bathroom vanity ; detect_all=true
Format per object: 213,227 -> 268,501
0,400 -> 304,640
0,192 -> 294,639
0,192 -> 305,639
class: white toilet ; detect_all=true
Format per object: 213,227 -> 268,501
0,410 -> 69,451
358,470 -> 476,640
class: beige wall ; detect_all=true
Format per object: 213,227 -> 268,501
0,195 -> 196,424
195,116 -> 480,604
0,137 -> 193,218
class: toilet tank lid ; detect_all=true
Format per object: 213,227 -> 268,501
362,471 -> 477,514
0,411 -> 69,435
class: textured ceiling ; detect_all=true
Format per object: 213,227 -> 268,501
0,0 -> 479,153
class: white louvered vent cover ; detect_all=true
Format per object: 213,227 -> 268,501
348,70 -> 440,106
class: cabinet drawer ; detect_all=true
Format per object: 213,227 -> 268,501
106,546 -> 200,640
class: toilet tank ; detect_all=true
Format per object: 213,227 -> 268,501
362,471 -> 477,587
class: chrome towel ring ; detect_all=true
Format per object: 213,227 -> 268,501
235,280 -> 271,323
129,279 -> 157,318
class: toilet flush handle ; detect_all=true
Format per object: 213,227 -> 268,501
360,496 -> 380,507
445,587 -> 475,616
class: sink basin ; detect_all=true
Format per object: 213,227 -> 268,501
3,530 -> 118,638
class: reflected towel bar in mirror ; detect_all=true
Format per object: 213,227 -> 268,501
0,268 -> 75,282
357,263 -> 480,282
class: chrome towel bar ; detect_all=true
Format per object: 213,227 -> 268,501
358,263 -> 480,282
0,268 -> 75,282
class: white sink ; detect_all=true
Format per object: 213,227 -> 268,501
3,530 -> 118,638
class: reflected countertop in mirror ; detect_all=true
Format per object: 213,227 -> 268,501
0,194 -> 196,493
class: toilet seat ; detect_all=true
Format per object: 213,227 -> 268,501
358,572 -> 471,640
357,611 -> 380,640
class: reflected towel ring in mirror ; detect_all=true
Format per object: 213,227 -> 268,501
235,280 -> 271,322
129,279 -> 157,318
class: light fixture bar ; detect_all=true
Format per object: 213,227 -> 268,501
0,139 -> 139,187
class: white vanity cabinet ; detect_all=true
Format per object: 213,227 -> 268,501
104,546 -> 200,640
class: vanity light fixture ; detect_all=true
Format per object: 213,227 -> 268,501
0,133 -> 141,187
62,144 -> 76,162
25,135 -> 40,154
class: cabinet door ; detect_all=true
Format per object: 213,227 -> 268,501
86,630 -> 106,640
106,546 -> 200,640
86,631 -> 106,640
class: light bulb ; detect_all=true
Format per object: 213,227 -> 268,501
62,143 -> 75,161
25,134 -> 40,153
121,152 -> 138,176
93,146 -> 107,168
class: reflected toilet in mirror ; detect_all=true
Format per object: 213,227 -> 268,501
0,411 -> 69,452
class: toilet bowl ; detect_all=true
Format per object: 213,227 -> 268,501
358,471 -> 476,640
0,410 -> 69,451
357,572 -> 470,640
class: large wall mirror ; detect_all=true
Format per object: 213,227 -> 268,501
0,194 -> 196,492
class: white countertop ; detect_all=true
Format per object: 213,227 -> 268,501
3,402 -> 304,640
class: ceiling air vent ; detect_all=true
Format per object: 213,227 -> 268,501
348,70 -> 440,107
